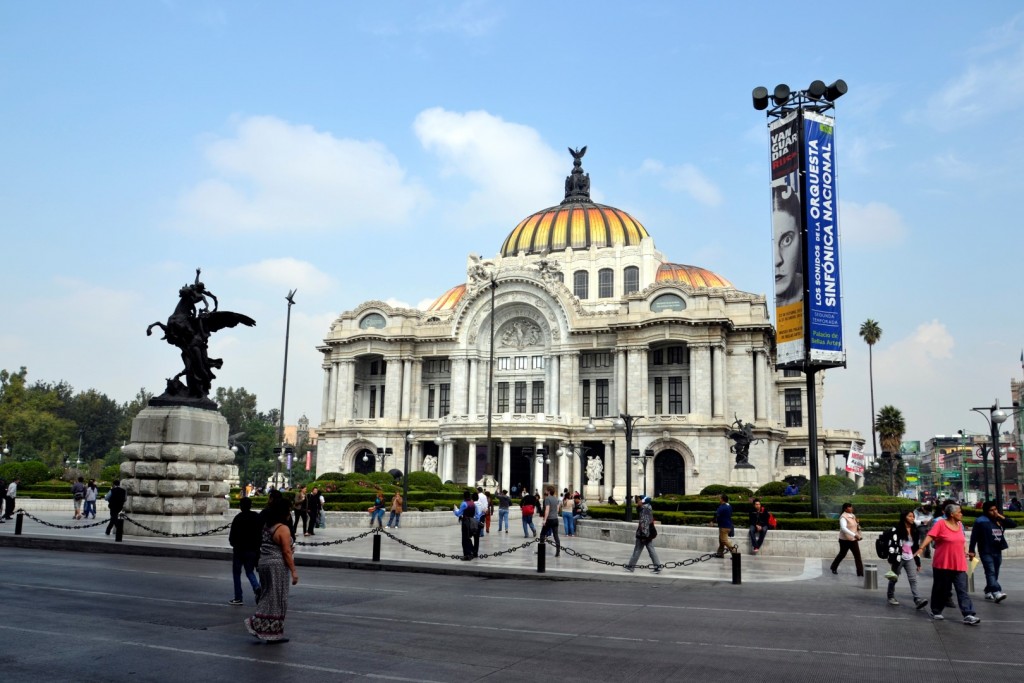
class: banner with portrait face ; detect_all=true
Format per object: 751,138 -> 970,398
803,111 -> 845,365
769,111 -> 805,366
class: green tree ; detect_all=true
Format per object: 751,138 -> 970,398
859,319 -> 882,462
216,386 -> 259,435
61,388 -> 124,464
0,367 -> 77,464
117,387 -> 154,444
875,405 -> 907,495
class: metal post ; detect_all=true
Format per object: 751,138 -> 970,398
278,289 -> 297,489
486,277 -> 497,487
403,432 -> 412,507
115,515 -> 123,542
805,367 -> 821,518
372,532 -> 381,561
14,510 -> 24,535
991,411 -> 1004,510
731,551 -> 742,585
624,415 -> 634,523
537,536 -> 546,573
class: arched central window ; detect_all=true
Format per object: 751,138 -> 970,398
573,270 -> 589,299
624,266 -> 639,294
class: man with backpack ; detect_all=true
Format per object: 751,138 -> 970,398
105,480 -> 127,536
969,500 -> 1017,603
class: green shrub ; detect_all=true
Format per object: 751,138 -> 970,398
699,484 -> 753,498
754,481 -> 788,497
317,472 -> 347,482
817,475 -> 857,497
856,485 -> 889,496
407,471 -> 443,491
0,460 -> 52,485
100,464 -> 121,482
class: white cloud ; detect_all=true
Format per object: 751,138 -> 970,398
414,108 -> 564,229
229,258 -> 335,296
416,297 -> 438,311
173,116 -> 429,234
638,159 -> 722,207
413,0 -> 504,37
839,200 -> 908,247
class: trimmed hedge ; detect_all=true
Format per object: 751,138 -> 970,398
699,484 -> 754,497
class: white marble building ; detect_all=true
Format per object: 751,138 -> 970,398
316,150 -> 860,500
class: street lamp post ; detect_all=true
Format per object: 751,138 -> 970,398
520,447 -> 550,494
556,440 -> 592,495
364,448 -> 389,472
972,400 -> 1023,510
229,436 -> 253,496
586,413 -> 645,522
403,431 -> 415,506
636,449 -> 656,496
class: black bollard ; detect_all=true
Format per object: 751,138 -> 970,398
14,510 -> 24,535
115,517 -> 124,543
731,551 -> 742,585
372,532 -> 381,562
537,538 -> 546,573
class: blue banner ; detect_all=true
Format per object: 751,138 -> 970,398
802,111 -> 845,365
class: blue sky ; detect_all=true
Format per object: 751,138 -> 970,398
2,2 -> 1023,448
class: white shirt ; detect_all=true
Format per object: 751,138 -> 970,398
6,482 -> 16,497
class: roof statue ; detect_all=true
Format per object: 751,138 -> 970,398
146,268 -> 256,409
562,145 -> 591,203
728,416 -> 762,469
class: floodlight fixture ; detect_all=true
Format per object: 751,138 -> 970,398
807,80 -> 827,100
825,79 -> 848,102
772,83 -> 791,106
752,86 -> 769,110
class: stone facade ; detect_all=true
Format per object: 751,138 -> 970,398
316,157 -> 859,498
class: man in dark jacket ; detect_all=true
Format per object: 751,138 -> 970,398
105,480 -> 127,535
969,500 -> 1017,603
714,494 -> 738,557
228,496 -> 262,605
305,487 -> 322,536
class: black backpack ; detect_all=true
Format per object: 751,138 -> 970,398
875,527 -> 896,559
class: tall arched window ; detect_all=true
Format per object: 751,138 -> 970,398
573,270 -> 589,299
598,268 -> 614,298
624,266 -> 639,294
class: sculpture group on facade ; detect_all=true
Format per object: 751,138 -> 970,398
586,455 -> 603,484
146,269 -> 255,408
727,416 -> 761,469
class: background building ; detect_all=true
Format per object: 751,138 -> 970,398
316,151 -> 859,499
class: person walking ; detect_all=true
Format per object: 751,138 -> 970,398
882,510 -> 928,609
625,496 -> 662,573
453,490 -> 479,560
304,487 -> 322,536
914,503 -> 935,558
748,498 -> 771,554
386,491 -> 403,529
104,480 -> 127,536
228,496 -> 262,606
714,494 -> 738,557
476,488 -> 490,536
969,500 -> 1017,603
244,498 -> 298,643
540,484 -> 561,557
496,489 -> 511,533
520,490 -> 538,538
71,477 -> 86,520
370,490 -> 386,529
830,502 -> 864,576
83,479 -> 98,519
560,492 -> 575,537
915,503 -> 980,625
291,486 -> 309,536
4,477 -> 19,520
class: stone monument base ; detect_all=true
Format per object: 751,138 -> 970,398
120,405 -> 232,537
730,466 -> 758,488
584,484 -> 602,503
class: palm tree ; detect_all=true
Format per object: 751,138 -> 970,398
875,405 -> 906,495
859,319 -> 882,463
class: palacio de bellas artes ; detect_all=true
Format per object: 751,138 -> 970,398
315,148 -> 860,500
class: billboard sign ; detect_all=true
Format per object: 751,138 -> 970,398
769,111 -> 805,366
900,441 -> 921,455
846,441 -> 866,475
802,111 -> 844,365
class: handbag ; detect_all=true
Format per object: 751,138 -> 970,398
522,504 -> 535,516
767,512 -> 777,529
648,520 -> 658,540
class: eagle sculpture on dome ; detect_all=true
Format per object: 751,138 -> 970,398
564,146 -> 591,202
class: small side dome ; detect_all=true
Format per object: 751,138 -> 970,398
656,263 -> 733,288
427,284 -> 466,312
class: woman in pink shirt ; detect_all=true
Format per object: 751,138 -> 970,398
914,504 -> 980,625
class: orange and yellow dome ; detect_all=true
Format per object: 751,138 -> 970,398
656,263 -> 732,288
500,202 -> 649,257
427,284 -> 466,312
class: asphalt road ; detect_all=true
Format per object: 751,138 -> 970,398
2,548 -> 1023,682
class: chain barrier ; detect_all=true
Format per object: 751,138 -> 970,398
15,510 -> 111,530
376,528 -> 540,560
543,538 -> 721,571
294,528 -> 377,548
120,513 -> 232,538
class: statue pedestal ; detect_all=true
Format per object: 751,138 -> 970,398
584,484 -> 602,503
730,466 -> 758,488
120,405 -> 232,537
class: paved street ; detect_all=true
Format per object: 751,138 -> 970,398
3,517 -> 1024,682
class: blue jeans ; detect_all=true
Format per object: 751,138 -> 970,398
522,515 -> 536,537
386,511 -> 401,527
371,508 -> 385,527
980,553 -> 1003,594
83,500 -> 97,518
749,524 -> 767,550
562,511 -> 575,535
232,550 -> 260,601
497,509 -> 509,531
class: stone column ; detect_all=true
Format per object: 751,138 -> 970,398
322,363 -> 334,424
557,447 -> 568,494
560,351 -> 578,419
638,347 -> 650,415
468,359 -> 478,418
605,439 -> 617,503
690,345 -> 710,419
548,354 -> 560,415
384,356 -> 402,421
442,441 -> 454,484
337,360 -> 354,424
401,359 -> 413,421
534,439 -> 546,491
410,359 -> 423,420
466,438 -> 477,487
754,350 -> 767,421
451,358 -> 468,415
501,440 -> 511,493
616,349 -> 627,415
712,345 -> 725,418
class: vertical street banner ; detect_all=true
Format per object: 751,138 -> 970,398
802,111 -> 845,365
769,110 -> 805,366
846,441 -> 866,474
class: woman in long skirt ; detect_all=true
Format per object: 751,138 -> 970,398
245,498 -> 299,643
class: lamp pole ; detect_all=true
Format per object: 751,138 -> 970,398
557,439 -> 592,495
972,400 -> 1022,510
403,431 -> 415,506
485,276 -> 498,487
230,438 -> 253,496
637,449 -> 655,496
277,289 -> 297,494
587,413 -> 645,522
